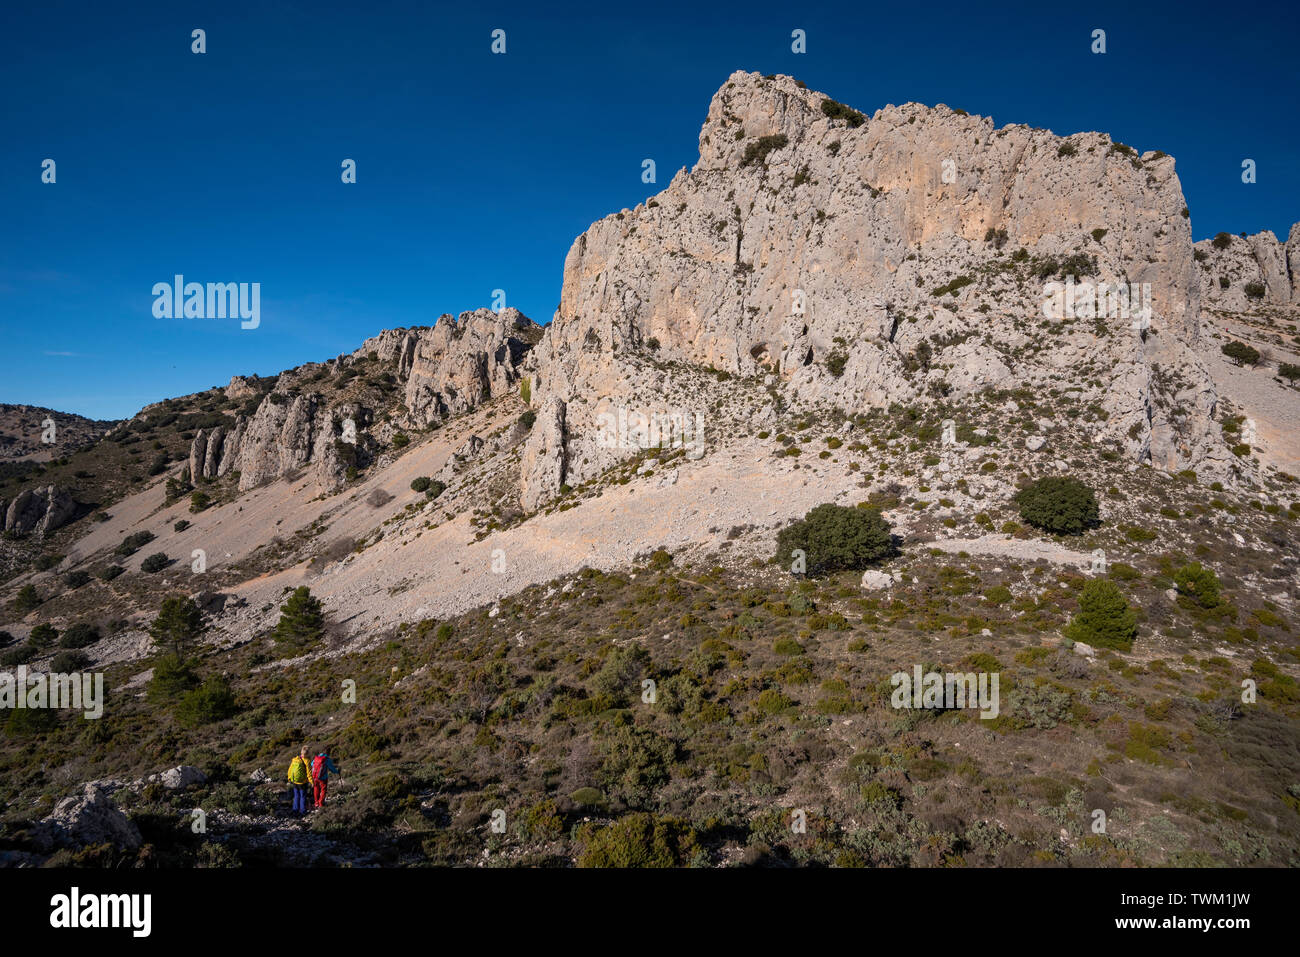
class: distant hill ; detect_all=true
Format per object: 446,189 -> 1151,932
0,404 -> 119,464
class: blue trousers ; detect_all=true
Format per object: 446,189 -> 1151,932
291,784 -> 309,814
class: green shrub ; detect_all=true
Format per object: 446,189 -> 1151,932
569,787 -> 606,808
50,650 -> 90,672
141,552 -> 171,573
1221,341 -> 1260,366
931,275 -> 974,297
519,799 -> 564,841
1064,579 -> 1137,651
755,688 -> 793,714
773,638 -> 804,656
148,654 -> 200,703
29,623 -> 59,648
59,623 -> 99,649
34,553 -> 64,572
5,705 -> 58,737
1058,253 -> 1097,280
519,409 -> 537,430
1174,562 -> 1222,610
391,433 -> 410,449
598,723 -> 675,807
0,644 -> 34,667
1013,477 -> 1099,534
983,585 -> 1013,605
189,490 -> 211,513
62,569 -> 92,590
1212,232 -> 1232,250
1279,363 -> 1300,383
116,530 -> 155,556
99,565 -> 124,581
774,503 -> 894,575
592,645 -> 650,705
410,476 -> 431,493
1244,282 -> 1266,300
175,675 -> 238,728
819,98 -> 865,127
11,585 -> 40,613
740,134 -> 789,167
577,813 -> 699,867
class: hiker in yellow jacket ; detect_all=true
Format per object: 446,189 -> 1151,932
287,745 -> 315,817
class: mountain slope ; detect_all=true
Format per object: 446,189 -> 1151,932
1,72 -> 1298,870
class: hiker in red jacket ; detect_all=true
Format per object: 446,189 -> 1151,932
311,747 -> 342,809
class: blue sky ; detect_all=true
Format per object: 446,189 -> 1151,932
2,0 -> 1296,419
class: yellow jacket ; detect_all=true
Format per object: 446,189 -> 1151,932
287,756 -> 314,786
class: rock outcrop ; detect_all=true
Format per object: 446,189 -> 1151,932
152,765 -> 207,790
522,70 -> 1237,506
34,783 -> 142,851
4,485 -> 78,537
189,423 -> 244,481
1194,224 -> 1300,310
352,327 -> 423,379
404,308 -> 541,426
520,397 -> 568,510
236,392 -> 319,490
224,375 -> 263,403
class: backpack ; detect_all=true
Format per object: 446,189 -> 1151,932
311,754 -> 327,780
288,756 -> 308,784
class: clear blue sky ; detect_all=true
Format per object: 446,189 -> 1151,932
2,0 -> 1296,419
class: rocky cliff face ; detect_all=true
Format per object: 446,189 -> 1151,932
181,311 -> 540,495
522,70 -> 1236,507
1194,225 -> 1300,310
404,308 -> 541,426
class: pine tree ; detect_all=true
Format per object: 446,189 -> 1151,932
150,595 -> 205,659
273,586 -> 325,649
1065,579 -> 1137,651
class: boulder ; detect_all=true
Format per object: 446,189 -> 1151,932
35,783 -> 141,851
860,570 -> 894,590
4,485 -> 78,538
157,765 -> 207,790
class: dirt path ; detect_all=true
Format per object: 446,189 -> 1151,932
927,533 -> 1097,570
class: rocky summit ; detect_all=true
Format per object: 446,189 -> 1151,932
525,71 -> 1236,503
1,73 -> 1298,871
